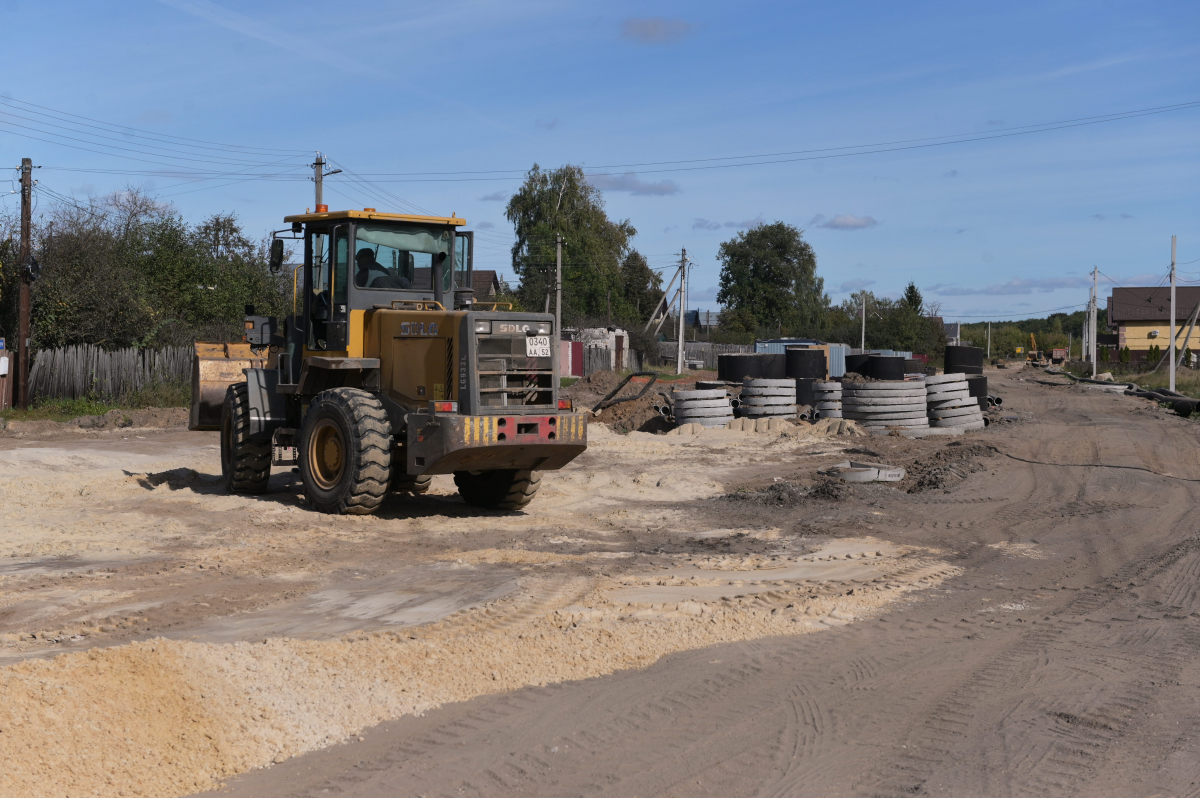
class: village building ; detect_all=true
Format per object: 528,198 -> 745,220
1107,286 -> 1200,358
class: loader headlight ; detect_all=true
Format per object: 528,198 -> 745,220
474,320 -> 492,334
536,321 -> 552,335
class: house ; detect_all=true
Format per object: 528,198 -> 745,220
1107,286 -> 1200,355
471,270 -> 502,299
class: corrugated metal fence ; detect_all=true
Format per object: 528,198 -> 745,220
656,342 -> 752,369
28,345 -> 191,401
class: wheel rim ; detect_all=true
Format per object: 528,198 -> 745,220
308,418 -> 346,490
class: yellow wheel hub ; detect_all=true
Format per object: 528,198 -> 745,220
309,418 -> 346,489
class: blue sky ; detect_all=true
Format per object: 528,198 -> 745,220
3,0 -> 1198,321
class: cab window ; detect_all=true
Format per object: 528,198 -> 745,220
353,223 -> 452,292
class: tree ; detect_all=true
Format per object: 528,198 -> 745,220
505,164 -> 636,323
619,249 -> 663,323
28,189 -> 288,350
715,222 -> 825,332
902,282 -> 923,312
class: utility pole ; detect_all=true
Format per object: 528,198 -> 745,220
311,152 -> 340,211
313,152 -> 325,209
860,295 -> 866,352
17,158 -> 32,411
1091,267 -> 1098,377
676,248 -> 687,374
987,321 -> 991,359
1170,235 -> 1177,392
555,235 -> 562,345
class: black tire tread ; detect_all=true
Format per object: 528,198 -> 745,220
223,382 -> 271,494
300,388 -> 392,515
453,469 -> 542,511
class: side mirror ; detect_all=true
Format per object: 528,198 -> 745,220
269,238 -> 285,273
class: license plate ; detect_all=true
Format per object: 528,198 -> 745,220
526,335 -> 552,358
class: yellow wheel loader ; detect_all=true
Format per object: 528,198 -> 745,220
190,208 -> 587,514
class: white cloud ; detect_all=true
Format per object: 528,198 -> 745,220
837,279 -> 876,293
587,172 -> 679,196
480,191 -> 507,201
810,214 -> 879,230
929,276 -> 1093,296
153,0 -> 374,76
620,17 -> 693,44
693,215 -> 764,230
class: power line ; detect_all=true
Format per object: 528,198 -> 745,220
0,95 -> 308,156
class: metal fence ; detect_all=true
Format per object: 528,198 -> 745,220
28,345 -> 192,401
656,342 -> 752,369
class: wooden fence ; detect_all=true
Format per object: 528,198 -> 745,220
583,346 -> 612,377
28,345 -> 192,401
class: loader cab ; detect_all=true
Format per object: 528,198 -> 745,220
283,209 -> 472,355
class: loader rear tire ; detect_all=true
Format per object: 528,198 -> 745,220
454,469 -> 541,511
221,382 -> 271,494
299,388 -> 391,515
393,474 -> 433,494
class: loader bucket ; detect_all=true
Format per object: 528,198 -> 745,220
189,342 -> 270,430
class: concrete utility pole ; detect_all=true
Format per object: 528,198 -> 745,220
860,295 -> 866,351
676,248 -> 687,374
17,158 -> 32,411
988,322 -> 991,359
555,235 -> 563,344
1170,235 -> 1177,392
313,153 -> 325,209
311,152 -> 340,211
1091,267 -> 1098,377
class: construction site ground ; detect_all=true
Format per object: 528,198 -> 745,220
4,367 -> 1200,797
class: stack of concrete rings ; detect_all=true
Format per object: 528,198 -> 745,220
739,378 -> 797,419
924,373 -> 985,430
841,380 -> 930,429
671,388 -> 734,428
813,381 -> 843,418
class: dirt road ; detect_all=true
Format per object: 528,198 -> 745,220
4,369 -> 1200,796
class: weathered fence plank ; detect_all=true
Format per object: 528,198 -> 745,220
28,345 -> 191,401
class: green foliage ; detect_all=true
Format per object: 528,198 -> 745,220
902,282 -> 923,312
619,250 -> 664,324
715,222 -> 825,331
820,290 -> 946,357
1119,346 -> 1131,363
505,165 -> 637,324
22,190 -> 288,350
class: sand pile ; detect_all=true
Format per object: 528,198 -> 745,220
0,539 -> 957,798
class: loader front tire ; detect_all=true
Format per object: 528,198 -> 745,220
299,388 -> 391,515
453,469 -> 541,511
221,382 -> 271,494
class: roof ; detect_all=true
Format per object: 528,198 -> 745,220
472,270 -> 501,297
282,209 -> 466,226
1107,286 -> 1200,322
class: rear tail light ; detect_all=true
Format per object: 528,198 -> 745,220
557,399 -> 573,410
430,401 -> 458,414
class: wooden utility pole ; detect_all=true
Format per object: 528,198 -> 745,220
17,158 -> 32,410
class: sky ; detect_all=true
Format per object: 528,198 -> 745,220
2,0 -> 1198,322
